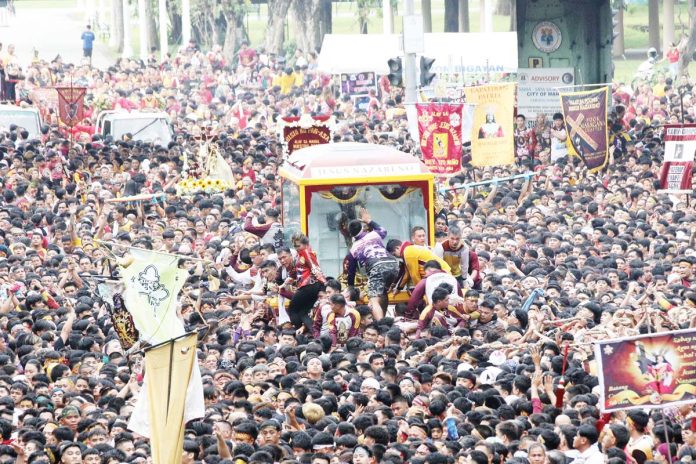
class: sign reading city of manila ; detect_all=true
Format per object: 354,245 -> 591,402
517,68 -> 574,127
416,103 -> 464,175
279,114 -> 335,157
659,124 -> 696,192
560,86 -> 609,173
465,83 -> 516,167
594,329 -> 696,412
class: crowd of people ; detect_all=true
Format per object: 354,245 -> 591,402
0,32 -> 694,464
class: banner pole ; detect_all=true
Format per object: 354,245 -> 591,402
438,172 -> 534,193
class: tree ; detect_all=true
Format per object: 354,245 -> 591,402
444,0 -> 458,32
292,0 -> 323,53
678,5 -> 696,76
146,0 -> 158,52
265,0 -> 293,55
319,0 -> 332,37
113,0 -> 124,53
220,0 -> 249,61
648,0 -> 660,53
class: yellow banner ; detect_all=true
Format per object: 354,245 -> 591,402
465,83 -> 516,167
145,333 -> 198,464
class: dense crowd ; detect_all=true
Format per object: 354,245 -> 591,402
0,36 -> 694,464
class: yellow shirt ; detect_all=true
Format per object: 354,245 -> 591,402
403,245 -> 451,286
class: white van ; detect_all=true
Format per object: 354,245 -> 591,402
96,110 -> 173,145
0,104 -> 42,139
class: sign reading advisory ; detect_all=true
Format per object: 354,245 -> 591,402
560,86 -> 609,173
660,124 -> 696,192
594,329 -> 696,412
465,83 -> 516,167
517,68 -> 574,126
416,103 -> 463,175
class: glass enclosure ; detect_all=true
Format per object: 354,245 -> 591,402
281,180 -> 301,246
307,183 -> 428,279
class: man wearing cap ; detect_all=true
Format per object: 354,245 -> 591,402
59,405 -> 80,432
346,209 -> 400,320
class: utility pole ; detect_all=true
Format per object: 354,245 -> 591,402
404,0 -> 418,104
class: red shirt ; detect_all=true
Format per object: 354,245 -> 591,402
295,247 -> 325,287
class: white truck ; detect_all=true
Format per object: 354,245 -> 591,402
96,110 -> 173,145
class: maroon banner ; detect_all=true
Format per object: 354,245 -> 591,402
594,329 -> 696,412
283,125 -> 332,156
659,125 -> 696,192
559,87 -> 609,173
416,103 -> 463,175
55,87 -> 86,127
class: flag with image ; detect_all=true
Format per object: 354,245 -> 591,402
96,281 -> 139,351
119,248 -> 188,345
559,86 -> 610,173
119,248 -> 205,444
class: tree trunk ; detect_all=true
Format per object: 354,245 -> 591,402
146,0 -> 157,51
265,0 -> 293,54
320,0 -> 332,36
648,0 -> 660,53
458,0 -> 469,32
222,11 -> 246,62
292,0 -> 322,53
422,0 -> 432,33
495,0 -> 511,15
509,0 -> 515,31
113,0 -> 124,53
444,0 -> 458,32
613,0 -> 625,58
678,6 -> 696,76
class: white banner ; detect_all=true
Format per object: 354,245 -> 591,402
517,68 -> 574,127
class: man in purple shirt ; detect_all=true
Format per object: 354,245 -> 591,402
346,209 -> 399,320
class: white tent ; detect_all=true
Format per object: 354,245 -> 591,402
317,32 -> 518,76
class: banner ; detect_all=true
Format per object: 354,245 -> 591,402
340,72 -> 377,97
517,68 -> 574,127
55,86 -> 86,127
119,248 -> 188,345
594,329 -> 696,412
279,114 -> 334,157
465,83 -> 516,167
144,333 -> 198,464
416,102 -> 464,175
560,87 -> 609,173
659,125 -> 696,192
283,126 -> 332,156
97,282 -> 140,351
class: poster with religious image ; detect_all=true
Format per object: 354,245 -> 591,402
465,83 -> 516,167
594,329 -> 696,412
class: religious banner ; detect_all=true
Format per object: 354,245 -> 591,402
594,329 -> 696,412
55,86 -> 86,127
465,83 -> 516,167
279,114 -> 334,157
416,102 -> 464,175
97,282 -> 140,351
659,125 -> 696,192
560,86 -> 609,173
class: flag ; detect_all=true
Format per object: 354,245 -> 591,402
97,282 -> 140,351
122,249 -> 205,439
560,86 -> 610,173
55,86 -> 86,127
659,125 -> 696,192
416,102 -> 464,175
144,333 -> 199,464
465,83 -> 516,167
119,248 -> 188,345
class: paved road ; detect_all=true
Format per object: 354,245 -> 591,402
0,4 -> 116,69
